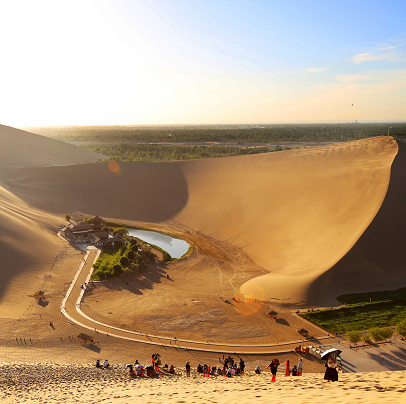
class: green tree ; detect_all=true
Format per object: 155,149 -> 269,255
347,330 -> 361,346
113,227 -> 129,236
361,333 -> 372,344
380,327 -> 394,340
396,319 -> 406,338
369,327 -> 385,343
120,256 -> 129,267
65,214 -> 71,222
83,216 -> 92,224
112,264 -> 122,276
127,250 -> 135,261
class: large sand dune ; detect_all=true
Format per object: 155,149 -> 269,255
0,125 -> 104,169
0,130 -> 403,313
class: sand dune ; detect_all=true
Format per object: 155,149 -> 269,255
1,363 -> 406,404
0,125 -> 104,317
309,140 -> 406,304
0,125 -> 104,169
0,131 -> 403,313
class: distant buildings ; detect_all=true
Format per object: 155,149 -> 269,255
63,216 -> 125,248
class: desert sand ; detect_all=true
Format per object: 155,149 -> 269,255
1,125 -> 406,402
1,362 -> 406,404
0,128 -> 402,309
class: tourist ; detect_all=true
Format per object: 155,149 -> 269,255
95,359 -> 101,368
298,358 -> 304,375
239,358 -> 245,374
103,359 -> 110,368
224,357 -> 229,368
267,359 -> 279,382
229,356 -> 234,367
324,352 -> 339,382
126,364 -> 134,376
291,365 -> 298,376
254,365 -> 261,374
169,364 -> 175,374
285,359 -> 291,376
185,361 -> 191,377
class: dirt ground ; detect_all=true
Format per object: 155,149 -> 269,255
0,221 -> 325,371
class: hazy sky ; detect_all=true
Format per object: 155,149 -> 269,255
1,0 -> 405,126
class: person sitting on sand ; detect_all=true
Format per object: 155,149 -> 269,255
197,364 -> 203,373
95,359 -> 101,368
291,365 -> 298,376
103,359 -> 110,368
255,365 -> 261,374
169,364 -> 175,374
217,367 -> 222,376
126,364 -> 134,376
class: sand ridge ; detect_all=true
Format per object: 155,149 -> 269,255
0,125 -> 104,169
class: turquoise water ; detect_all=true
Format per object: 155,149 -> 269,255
127,229 -> 189,259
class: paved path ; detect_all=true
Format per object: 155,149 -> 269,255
329,341 -> 406,373
60,248 -> 337,354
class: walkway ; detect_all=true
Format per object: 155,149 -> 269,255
60,248 -> 336,354
329,341 -> 406,373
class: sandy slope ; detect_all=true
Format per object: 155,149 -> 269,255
0,124 -> 104,169
1,363 -> 406,404
309,141 -> 406,304
1,130 -> 406,400
0,135 -> 399,310
0,125 -> 104,317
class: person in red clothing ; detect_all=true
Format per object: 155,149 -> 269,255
285,359 -> 291,376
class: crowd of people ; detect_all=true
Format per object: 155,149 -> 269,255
94,354 -> 309,380
195,356 -> 245,377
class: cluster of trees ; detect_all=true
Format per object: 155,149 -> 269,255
81,216 -> 129,235
31,123 -> 406,144
83,143 -> 274,162
346,320 -> 406,346
92,239 -> 154,281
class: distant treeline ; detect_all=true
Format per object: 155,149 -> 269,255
28,123 -> 406,144
81,143 -> 279,161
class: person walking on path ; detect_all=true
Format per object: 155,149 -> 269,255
298,358 -> 304,376
284,359 -> 291,376
267,359 -> 279,382
186,361 -> 191,377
